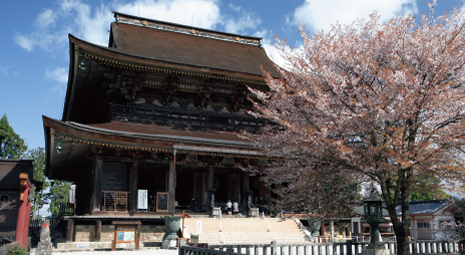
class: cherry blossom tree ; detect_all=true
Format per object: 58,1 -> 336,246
246,2 -> 465,254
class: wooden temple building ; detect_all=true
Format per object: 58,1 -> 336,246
43,12 -> 279,246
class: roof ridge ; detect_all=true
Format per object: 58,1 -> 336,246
112,11 -> 262,46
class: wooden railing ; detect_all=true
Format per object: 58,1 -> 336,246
101,191 -> 129,212
197,240 -> 461,255
55,202 -> 74,216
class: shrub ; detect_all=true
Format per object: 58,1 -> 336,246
8,246 -> 28,255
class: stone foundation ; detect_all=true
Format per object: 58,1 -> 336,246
140,225 -> 165,242
75,225 -> 95,242
56,241 -> 161,250
64,224 -> 165,249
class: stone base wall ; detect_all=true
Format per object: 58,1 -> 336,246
75,225 -> 95,242
56,241 -> 161,250
73,224 -> 165,242
100,225 -> 114,242
140,225 -> 165,242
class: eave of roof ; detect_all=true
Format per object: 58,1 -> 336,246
45,115 -> 260,152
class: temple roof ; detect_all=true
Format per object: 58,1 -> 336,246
395,200 -> 451,215
43,115 -> 262,180
63,12 -> 279,123
0,159 -> 42,190
109,17 -> 280,77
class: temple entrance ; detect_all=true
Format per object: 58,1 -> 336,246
214,173 -> 229,203
175,172 -> 193,208
138,164 -> 166,207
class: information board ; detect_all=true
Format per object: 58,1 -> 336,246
138,190 -> 148,210
156,192 -> 169,212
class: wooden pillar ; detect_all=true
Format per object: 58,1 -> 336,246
321,220 -> 326,237
241,172 -> 250,209
207,165 -> 214,191
168,157 -> 176,213
66,219 -> 74,242
95,220 -> 101,242
129,161 -> 139,212
92,157 -> 103,212
201,171 -> 207,211
206,165 -> 214,213
135,224 -> 140,250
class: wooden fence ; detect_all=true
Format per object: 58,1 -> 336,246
179,240 -> 461,255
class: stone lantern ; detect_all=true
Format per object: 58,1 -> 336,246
363,189 -> 387,252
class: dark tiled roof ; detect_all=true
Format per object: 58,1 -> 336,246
396,200 -> 451,215
0,159 -> 33,187
71,121 -> 250,147
110,22 -> 280,77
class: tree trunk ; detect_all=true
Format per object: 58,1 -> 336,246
397,235 -> 410,255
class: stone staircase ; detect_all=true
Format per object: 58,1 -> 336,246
183,217 -> 309,245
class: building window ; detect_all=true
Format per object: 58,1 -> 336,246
0,195 -> 8,202
418,222 -> 430,228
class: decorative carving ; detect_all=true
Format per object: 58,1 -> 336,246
221,157 -> 235,166
186,154 -> 198,163
0,200 -> 16,210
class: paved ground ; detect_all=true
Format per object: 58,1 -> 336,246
52,249 -> 179,254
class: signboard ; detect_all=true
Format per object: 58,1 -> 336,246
156,192 -> 169,212
138,190 -> 148,210
69,185 -> 76,204
196,221 -> 202,235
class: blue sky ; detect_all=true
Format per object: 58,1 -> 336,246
0,0 -> 463,151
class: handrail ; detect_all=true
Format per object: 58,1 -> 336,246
294,218 -> 316,242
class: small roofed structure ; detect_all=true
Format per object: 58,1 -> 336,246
396,199 -> 454,240
0,159 -> 42,248
352,199 -> 455,241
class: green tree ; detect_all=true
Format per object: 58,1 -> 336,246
0,114 -> 27,159
24,147 -> 50,219
48,180 -> 72,216
409,175 -> 450,201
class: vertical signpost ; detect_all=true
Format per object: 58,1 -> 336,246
138,190 -> 148,212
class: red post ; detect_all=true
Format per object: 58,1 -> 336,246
16,173 -> 33,248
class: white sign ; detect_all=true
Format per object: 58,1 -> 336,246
138,190 -> 148,209
196,221 -> 202,235
69,185 -> 76,204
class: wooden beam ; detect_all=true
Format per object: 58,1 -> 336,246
129,161 -> 139,212
92,157 -> 103,212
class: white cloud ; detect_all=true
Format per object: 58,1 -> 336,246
116,0 -> 221,29
38,204 -> 51,217
14,34 -> 35,51
293,0 -> 417,33
14,0 -> 223,52
253,30 -> 290,71
0,65 -> 10,75
35,9 -> 56,29
46,67 -> 69,94
224,4 -> 261,34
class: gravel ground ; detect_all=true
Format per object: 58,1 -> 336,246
52,248 -> 179,255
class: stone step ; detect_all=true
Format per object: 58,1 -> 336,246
183,218 -> 308,245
